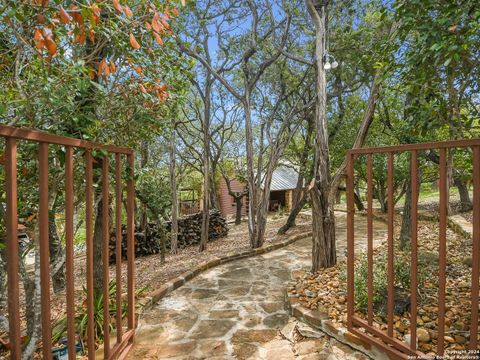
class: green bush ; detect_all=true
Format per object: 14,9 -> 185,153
53,281 -> 146,347
353,252 -> 429,311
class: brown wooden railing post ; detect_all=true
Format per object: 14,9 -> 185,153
346,152 -> 355,330
438,148 -> 447,356
115,153 -> 123,345
344,140 -> 480,359
367,153 -> 373,326
39,142 -> 52,359
387,152 -> 394,338
0,125 -> 135,360
127,153 -> 136,334
65,146 -> 76,360
85,150 -> 95,359
102,155 -> 111,359
470,146 -> 480,350
410,150 -> 418,351
5,138 -> 21,360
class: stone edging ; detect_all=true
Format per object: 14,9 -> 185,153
285,280 -> 390,360
136,231 -> 313,314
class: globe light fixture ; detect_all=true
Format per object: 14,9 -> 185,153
323,53 -> 339,70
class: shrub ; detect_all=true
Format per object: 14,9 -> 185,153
353,252 -> 429,311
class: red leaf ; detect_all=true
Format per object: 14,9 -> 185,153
59,5 -> 71,24
153,32 -> 163,46
151,17 -> 162,33
34,28 -> 44,42
112,0 -> 124,14
129,33 -> 140,49
36,14 -> 47,24
89,28 -> 95,43
45,38 -> 57,56
124,5 -> 133,18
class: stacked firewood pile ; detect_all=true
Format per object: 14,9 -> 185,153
166,209 -> 229,248
109,210 -> 229,263
108,224 -> 162,264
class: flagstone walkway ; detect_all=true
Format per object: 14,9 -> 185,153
129,213 -> 388,359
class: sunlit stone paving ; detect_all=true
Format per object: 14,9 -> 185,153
130,215 -> 387,359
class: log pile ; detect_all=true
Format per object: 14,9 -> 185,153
166,209 -> 229,248
109,210 -> 229,263
108,224 -> 162,264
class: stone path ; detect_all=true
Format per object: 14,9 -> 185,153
129,214 -> 387,359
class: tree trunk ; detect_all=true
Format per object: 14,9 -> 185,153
454,176 -> 472,212
354,189 -> 365,211
93,195 -> 104,296
169,121 -> 179,254
307,0 -> 337,271
311,187 -> 337,270
235,196 -> 243,225
279,115 -> 314,235
20,228 -> 42,360
377,184 -> 388,213
278,194 -> 308,235
49,213 -> 65,293
446,149 -> 454,215
157,218 -> 166,265
209,170 -> 219,210
139,140 -> 149,231
399,160 -> 421,250
0,248 -> 7,332
199,78 -> 213,252
244,95 -> 259,248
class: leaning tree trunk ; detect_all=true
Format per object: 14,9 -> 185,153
278,116 -> 314,235
354,189 -> 365,211
454,176 -> 472,212
278,193 -> 308,235
307,0 -> 337,271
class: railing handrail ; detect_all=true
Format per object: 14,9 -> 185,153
346,139 -> 480,359
347,138 -> 480,154
1,126 -> 135,360
0,125 -> 133,154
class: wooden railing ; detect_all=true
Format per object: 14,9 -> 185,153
1,125 -> 135,359
346,139 -> 480,359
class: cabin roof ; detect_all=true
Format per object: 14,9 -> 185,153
268,166 -> 299,191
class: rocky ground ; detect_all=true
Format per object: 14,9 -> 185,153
290,213 -> 478,357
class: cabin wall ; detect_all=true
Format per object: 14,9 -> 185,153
218,178 -> 248,218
